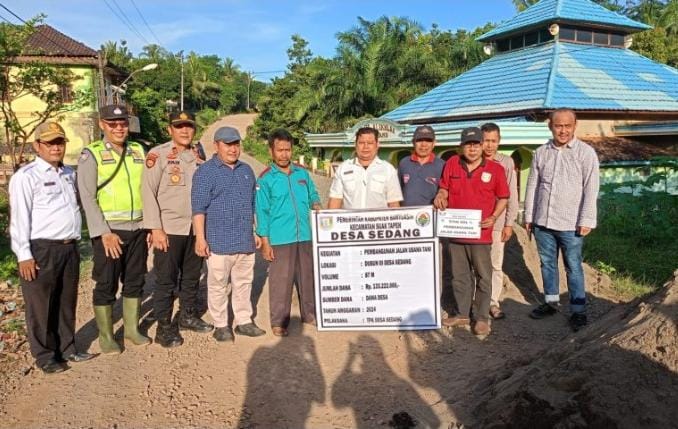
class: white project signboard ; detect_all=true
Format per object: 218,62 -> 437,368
312,206 -> 440,331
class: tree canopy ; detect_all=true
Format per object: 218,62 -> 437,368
101,42 -> 266,143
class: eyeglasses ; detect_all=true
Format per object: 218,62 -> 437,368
103,120 -> 129,129
171,123 -> 195,129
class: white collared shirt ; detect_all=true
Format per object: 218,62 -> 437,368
329,157 -> 403,209
9,157 -> 82,261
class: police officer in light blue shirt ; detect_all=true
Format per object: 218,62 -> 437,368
9,122 -> 96,374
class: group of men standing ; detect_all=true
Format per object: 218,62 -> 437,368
9,103 -> 598,373
329,108 -> 598,338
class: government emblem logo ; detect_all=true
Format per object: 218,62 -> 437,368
416,211 -> 431,227
319,216 -> 333,230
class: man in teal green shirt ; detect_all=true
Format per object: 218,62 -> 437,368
256,129 -> 322,337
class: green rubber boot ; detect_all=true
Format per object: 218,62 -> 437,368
122,297 -> 151,346
93,305 -> 122,354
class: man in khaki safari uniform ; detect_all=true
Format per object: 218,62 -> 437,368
142,111 -> 213,348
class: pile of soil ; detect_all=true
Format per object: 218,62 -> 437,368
473,270 -> 678,428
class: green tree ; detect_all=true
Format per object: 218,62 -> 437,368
101,40 -> 133,70
1,18 -> 93,169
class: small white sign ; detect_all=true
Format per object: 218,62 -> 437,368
436,209 -> 482,239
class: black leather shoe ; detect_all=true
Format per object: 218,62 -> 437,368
41,359 -> 67,374
529,303 -> 558,319
234,323 -> 266,337
569,312 -> 587,332
178,312 -> 214,333
213,327 -> 234,342
155,321 -> 184,348
64,352 -> 98,363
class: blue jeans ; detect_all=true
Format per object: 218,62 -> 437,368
533,225 -> 586,314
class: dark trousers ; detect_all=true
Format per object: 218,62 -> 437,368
268,241 -> 316,328
21,240 -> 79,366
92,229 -> 148,306
450,242 -> 492,322
152,233 -> 203,321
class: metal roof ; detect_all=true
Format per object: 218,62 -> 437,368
382,41 -> 678,123
478,0 -> 650,42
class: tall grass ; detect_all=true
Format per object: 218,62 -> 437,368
584,189 -> 677,297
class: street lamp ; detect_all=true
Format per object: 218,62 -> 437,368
111,63 -> 159,101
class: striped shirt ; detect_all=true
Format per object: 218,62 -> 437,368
191,156 -> 256,254
524,138 -> 599,231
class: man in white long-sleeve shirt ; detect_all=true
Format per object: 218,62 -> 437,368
9,122 -> 96,374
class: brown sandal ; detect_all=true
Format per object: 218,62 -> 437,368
489,305 -> 506,320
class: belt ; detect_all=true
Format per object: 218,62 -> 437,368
31,239 -> 77,245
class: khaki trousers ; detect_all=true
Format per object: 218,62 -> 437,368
206,253 -> 255,328
490,230 -> 506,307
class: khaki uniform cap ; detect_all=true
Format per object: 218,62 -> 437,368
34,122 -> 68,142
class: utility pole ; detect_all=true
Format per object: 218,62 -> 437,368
179,51 -> 185,111
246,71 -> 253,111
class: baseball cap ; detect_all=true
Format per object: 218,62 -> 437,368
460,127 -> 482,145
34,122 -> 68,142
413,125 -> 435,142
99,104 -> 128,121
214,126 -> 241,144
170,111 -> 195,126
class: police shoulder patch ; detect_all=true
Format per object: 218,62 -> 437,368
146,152 -> 159,168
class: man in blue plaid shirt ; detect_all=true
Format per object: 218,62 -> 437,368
192,126 -> 266,342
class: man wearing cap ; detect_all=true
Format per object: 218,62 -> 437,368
78,104 -> 150,354
328,127 -> 403,209
256,129 -> 322,337
10,122 -> 96,373
481,123 -> 519,320
397,125 -> 452,310
433,127 -> 509,338
525,109 -> 599,332
142,111 -> 212,348
192,126 -> 266,342
398,125 -> 445,207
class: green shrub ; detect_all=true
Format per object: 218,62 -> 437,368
243,136 -> 271,165
584,191 -> 678,293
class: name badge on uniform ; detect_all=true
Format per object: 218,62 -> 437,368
43,181 -> 56,186
481,172 -> 492,183
343,170 -> 354,176
100,150 -> 116,164
131,150 -> 144,164
298,179 -> 307,186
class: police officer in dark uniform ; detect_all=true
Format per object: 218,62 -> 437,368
142,111 -> 212,348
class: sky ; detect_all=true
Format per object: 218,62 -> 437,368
9,0 -> 518,80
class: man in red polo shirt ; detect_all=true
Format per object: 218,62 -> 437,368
433,127 -> 509,338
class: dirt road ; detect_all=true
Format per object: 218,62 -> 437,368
0,130 -> 666,428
